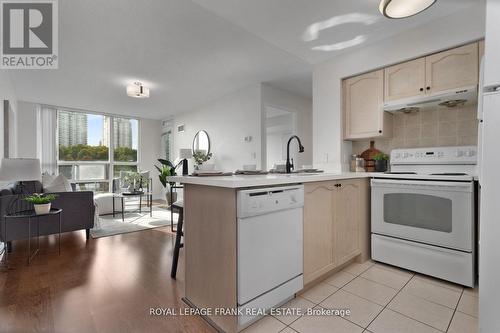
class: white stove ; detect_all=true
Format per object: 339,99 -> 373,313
373,146 -> 478,181
370,146 -> 477,287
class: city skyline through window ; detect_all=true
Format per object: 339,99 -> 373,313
57,109 -> 139,192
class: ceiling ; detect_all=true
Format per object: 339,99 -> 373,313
192,0 -> 480,64
8,0 -> 482,119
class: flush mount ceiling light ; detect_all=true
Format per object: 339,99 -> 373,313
126,81 -> 150,98
379,0 -> 436,19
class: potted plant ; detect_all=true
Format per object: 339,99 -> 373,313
24,193 -> 58,215
192,151 -> 213,170
124,172 -> 145,193
155,159 -> 178,205
373,152 -> 389,172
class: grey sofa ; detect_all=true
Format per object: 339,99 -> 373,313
0,181 -> 95,252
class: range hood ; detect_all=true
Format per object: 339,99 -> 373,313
383,86 -> 478,113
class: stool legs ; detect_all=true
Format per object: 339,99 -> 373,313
171,208 -> 184,279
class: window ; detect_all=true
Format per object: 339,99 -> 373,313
57,110 -> 139,193
161,129 -> 172,161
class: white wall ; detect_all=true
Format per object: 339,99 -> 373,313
313,5 -> 486,172
0,70 -> 18,158
261,84 -> 313,168
172,84 -> 262,172
139,118 -> 162,199
170,83 -> 313,173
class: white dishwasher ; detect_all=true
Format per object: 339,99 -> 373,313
237,185 -> 304,328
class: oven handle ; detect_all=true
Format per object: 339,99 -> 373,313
371,178 -> 474,190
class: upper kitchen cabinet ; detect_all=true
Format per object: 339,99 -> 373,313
425,43 -> 479,94
343,69 -> 393,140
385,58 -> 426,101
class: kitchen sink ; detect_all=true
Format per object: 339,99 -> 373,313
280,172 -> 322,177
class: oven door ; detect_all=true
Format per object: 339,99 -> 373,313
371,178 -> 474,252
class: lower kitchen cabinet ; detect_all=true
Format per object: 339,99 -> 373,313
303,178 -> 369,285
304,181 -> 336,284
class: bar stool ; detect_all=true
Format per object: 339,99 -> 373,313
170,201 -> 184,279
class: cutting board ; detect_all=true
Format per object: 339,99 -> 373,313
360,141 -> 381,172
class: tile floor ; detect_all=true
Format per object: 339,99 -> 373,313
242,261 -> 478,333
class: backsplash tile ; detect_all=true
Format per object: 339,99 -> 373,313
351,104 -> 478,155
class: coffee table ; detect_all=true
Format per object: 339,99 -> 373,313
112,191 -> 153,222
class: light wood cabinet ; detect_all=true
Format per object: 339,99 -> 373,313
303,181 -> 336,283
384,42 -> 479,103
425,43 -> 479,94
345,42 -> 480,141
344,70 -> 393,140
385,58 -> 426,101
303,178 -> 369,285
333,180 -> 361,264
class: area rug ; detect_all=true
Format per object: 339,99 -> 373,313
91,206 -> 178,238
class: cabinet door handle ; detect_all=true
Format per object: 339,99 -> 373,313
419,88 -> 424,92
378,130 -> 382,134
426,86 -> 431,90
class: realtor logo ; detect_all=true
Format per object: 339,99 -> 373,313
0,0 -> 58,69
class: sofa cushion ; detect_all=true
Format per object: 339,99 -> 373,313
94,193 -> 123,216
44,174 -> 73,193
42,174 -> 57,188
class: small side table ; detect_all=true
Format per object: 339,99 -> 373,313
3,208 -> 62,265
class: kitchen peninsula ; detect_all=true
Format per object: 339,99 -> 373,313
168,173 -> 371,333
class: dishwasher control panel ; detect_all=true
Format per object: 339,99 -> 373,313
237,185 -> 304,218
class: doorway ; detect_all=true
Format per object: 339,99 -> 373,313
265,106 -> 296,170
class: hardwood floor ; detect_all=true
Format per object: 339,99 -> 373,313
0,225 -> 216,333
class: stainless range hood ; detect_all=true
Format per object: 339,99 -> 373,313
383,86 -> 478,113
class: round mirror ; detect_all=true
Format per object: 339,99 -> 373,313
192,130 -> 210,157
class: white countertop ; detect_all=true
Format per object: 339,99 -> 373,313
167,172 -> 371,188
168,170 -> 478,188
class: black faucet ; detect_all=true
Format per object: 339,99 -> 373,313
286,135 -> 305,173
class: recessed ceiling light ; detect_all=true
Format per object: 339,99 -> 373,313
126,81 -> 150,98
379,0 -> 436,19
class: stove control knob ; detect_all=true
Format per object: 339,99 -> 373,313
394,153 -> 401,159
402,153 -> 410,158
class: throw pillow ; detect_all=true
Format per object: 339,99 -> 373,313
44,174 -> 73,193
42,173 -> 56,189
